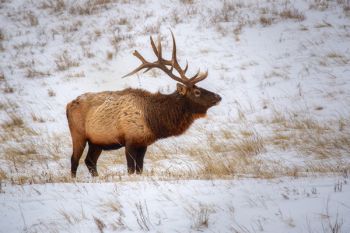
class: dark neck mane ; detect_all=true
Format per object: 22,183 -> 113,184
144,92 -> 195,139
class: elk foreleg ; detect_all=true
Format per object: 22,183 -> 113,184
125,145 -> 147,175
135,146 -> 147,174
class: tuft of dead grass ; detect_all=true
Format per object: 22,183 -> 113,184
26,11 -> 38,26
206,129 -> 265,157
309,0 -> 330,11
94,216 -> 106,233
1,111 -> 24,131
0,29 -> 4,51
0,29 -> 4,41
189,204 -> 213,230
260,16 -> 273,26
133,201 -> 152,231
40,0 -> 66,13
68,0 -> 115,15
55,51 -> 80,71
326,52 -> 349,65
48,88 -> 56,97
0,169 -> 7,181
143,21 -> 161,34
25,67 -> 50,79
3,82 -> 14,94
179,0 -> 194,4
279,8 -> 305,21
106,51 -> 113,60
31,112 -> 46,123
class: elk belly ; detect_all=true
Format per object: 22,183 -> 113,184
85,98 -> 125,145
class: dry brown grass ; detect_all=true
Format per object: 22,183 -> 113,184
48,88 -> 56,97
25,67 -> 50,79
210,1 -> 239,24
0,29 -> 4,41
25,11 -> 38,26
66,71 -> 85,79
266,111 -> 350,159
344,4 -> 350,14
0,29 -> 5,51
279,8 -> 305,21
107,51 -> 113,60
309,0 -> 330,11
1,111 -> 25,131
118,17 -> 129,25
3,82 -> 14,94
326,52 -> 349,65
171,10 -> 183,25
40,0 -> 66,13
41,0 -> 117,15
0,100 -> 71,185
143,21 -> 161,34
260,16 -> 273,26
94,216 -> 106,233
0,169 -> 7,181
257,5 -> 305,27
188,204 -> 213,230
133,201 -> 152,231
179,0 -> 194,4
55,51 -> 80,71
31,112 -> 46,123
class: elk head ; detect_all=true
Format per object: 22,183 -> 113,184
122,31 -> 221,114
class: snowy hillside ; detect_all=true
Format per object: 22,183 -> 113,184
0,0 -> 350,232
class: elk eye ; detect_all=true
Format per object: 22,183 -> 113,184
194,89 -> 201,97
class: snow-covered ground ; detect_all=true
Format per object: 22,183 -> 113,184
1,177 -> 349,233
1,0 -> 350,232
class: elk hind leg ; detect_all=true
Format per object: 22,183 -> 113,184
71,137 -> 87,178
135,147 -> 147,174
85,142 -> 102,177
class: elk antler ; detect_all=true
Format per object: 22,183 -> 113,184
122,31 -> 208,87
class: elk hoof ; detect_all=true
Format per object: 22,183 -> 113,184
128,168 -> 135,175
136,170 -> 143,175
91,170 -> 99,177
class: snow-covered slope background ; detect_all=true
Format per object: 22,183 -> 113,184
1,0 -> 350,232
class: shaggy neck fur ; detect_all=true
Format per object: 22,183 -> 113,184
144,92 -> 205,139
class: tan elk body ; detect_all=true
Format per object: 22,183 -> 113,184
66,32 -> 221,177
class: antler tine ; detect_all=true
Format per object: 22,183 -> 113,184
133,50 -> 147,64
170,30 -> 190,82
157,35 -> 162,59
183,60 -> 188,74
170,30 -> 177,63
121,50 -> 151,78
150,36 -> 159,57
189,70 -> 208,85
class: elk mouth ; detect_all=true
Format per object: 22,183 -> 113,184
213,100 -> 221,106
212,95 -> 222,106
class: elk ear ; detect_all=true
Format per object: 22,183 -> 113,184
176,83 -> 188,95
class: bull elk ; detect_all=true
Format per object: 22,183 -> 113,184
66,32 -> 221,177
